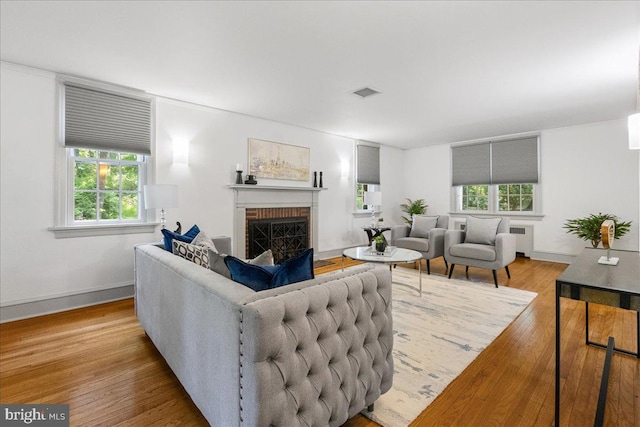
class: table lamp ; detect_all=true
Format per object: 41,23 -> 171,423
364,191 -> 382,227
144,184 -> 179,229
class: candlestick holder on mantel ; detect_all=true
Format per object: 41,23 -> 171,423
235,163 -> 243,185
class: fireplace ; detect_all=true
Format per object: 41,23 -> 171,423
247,216 -> 309,264
229,185 -> 323,261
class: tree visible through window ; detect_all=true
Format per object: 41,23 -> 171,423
461,185 -> 489,211
498,184 -> 534,212
72,149 -> 144,222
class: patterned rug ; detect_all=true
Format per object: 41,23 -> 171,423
363,267 -> 537,427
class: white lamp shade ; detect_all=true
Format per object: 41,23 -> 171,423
144,185 -> 179,209
629,113 -> 640,150
363,191 -> 382,206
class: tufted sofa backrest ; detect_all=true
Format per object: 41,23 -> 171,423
240,267 -> 393,426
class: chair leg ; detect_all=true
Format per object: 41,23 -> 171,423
367,403 -> 375,412
465,266 -> 469,275
505,265 -> 511,279
448,264 -> 455,279
492,270 -> 499,288
444,259 -> 449,270
426,259 -> 431,275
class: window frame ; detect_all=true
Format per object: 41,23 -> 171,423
453,183 -> 541,217
50,77 -> 157,238
68,149 -> 147,225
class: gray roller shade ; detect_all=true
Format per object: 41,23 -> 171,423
491,137 -> 539,184
357,144 -> 380,184
451,143 -> 491,186
64,83 -> 152,155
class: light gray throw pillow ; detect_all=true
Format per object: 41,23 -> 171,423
464,216 -> 503,245
192,231 -> 218,252
409,215 -> 439,238
206,249 -> 274,280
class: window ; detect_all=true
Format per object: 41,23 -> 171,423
52,78 -> 155,235
452,136 -> 540,215
461,185 -> 489,211
498,184 -> 533,212
71,149 -> 145,223
356,183 -> 380,210
355,144 -> 380,212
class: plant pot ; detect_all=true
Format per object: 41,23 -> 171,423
375,241 -> 387,253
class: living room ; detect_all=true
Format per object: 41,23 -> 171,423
1,1 -> 639,426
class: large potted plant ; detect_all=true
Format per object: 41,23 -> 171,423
564,213 -> 632,248
400,198 -> 428,225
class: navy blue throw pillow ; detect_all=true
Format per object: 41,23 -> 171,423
271,248 -> 314,288
161,224 -> 200,251
224,249 -> 315,291
223,256 -> 274,291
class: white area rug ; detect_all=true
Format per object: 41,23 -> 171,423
363,267 -> 537,427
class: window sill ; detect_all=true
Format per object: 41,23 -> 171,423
449,212 -> 545,221
48,223 -> 159,239
353,210 -> 381,218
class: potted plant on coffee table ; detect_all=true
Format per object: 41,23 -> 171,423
564,212 -> 632,248
374,235 -> 388,253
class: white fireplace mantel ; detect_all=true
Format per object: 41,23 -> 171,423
228,185 -> 326,258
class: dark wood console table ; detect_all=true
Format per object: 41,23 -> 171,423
362,226 -> 391,245
555,248 -> 640,426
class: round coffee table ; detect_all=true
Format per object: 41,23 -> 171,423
342,246 -> 423,295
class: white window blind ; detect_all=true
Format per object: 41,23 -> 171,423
63,82 -> 152,155
356,144 -> 380,184
451,137 -> 538,186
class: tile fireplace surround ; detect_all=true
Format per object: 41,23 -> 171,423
228,185 -> 324,260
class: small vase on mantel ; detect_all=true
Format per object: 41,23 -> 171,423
319,171 -> 323,188
313,172 -> 318,187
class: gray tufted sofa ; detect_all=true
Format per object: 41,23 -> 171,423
134,240 -> 394,426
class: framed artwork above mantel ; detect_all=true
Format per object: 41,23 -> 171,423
248,138 -> 310,181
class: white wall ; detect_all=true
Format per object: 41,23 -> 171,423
0,64 -> 158,307
154,98 -> 384,254
400,119 -> 640,259
0,63 -> 405,313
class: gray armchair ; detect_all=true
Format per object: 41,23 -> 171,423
444,216 -> 516,287
390,215 -> 449,274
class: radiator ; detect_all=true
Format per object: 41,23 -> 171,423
454,221 -> 533,257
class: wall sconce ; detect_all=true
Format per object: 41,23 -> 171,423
341,160 -> 350,180
629,113 -> 639,150
173,139 -> 189,164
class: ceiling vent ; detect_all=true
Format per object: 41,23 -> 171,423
351,87 -> 381,98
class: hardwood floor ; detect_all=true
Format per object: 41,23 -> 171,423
1,256 -> 638,426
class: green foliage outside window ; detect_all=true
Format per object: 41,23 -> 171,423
498,184 -> 533,212
73,149 -> 142,221
461,185 -> 489,211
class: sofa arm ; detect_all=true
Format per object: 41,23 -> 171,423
240,268 -> 394,426
495,232 -> 517,266
444,229 -> 465,252
211,236 -> 231,255
390,224 -> 410,244
428,228 -> 447,257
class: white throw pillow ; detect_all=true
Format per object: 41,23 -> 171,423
464,216 -> 503,245
192,231 -> 218,252
409,215 -> 439,238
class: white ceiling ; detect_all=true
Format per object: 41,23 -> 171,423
1,1 -> 639,149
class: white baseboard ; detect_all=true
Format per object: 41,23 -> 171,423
0,284 -> 134,323
530,250 -> 577,264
